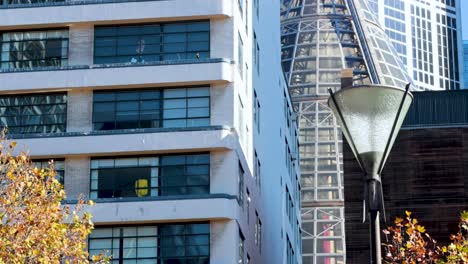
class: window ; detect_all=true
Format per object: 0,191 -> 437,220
239,229 -> 245,264
93,87 -> 210,130
90,153 -> 209,199
238,96 -> 245,145
94,21 -> 210,64
255,211 -> 262,250
259,219 -> 262,252
253,90 -> 260,133
254,151 -> 261,188
88,223 -> 210,263
256,44 -> 260,73
238,33 -> 244,78
238,161 -> 244,205
0,93 -> 67,134
1,29 -> 68,70
246,188 -> 251,222
32,159 -> 65,185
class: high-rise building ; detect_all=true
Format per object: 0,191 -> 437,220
280,0 -> 414,263
374,0 -> 464,90
0,0 -> 302,263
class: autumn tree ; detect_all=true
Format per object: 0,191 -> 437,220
383,210 -> 468,264
0,135 -> 107,263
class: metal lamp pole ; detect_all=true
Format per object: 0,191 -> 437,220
328,84 -> 412,264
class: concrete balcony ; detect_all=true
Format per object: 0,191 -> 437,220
11,126 -> 237,158
0,0 -> 232,29
86,194 -> 238,224
0,59 -> 233,92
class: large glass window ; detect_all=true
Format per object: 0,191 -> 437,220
93,87 -> 210,130
32,159 -> 65,185
1,29 -> 68,70
89,223 -> 210,264
0,93 -> 67,134
90,153 -> 210,199
94,21 -> 210,64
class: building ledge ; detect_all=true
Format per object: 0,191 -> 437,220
0,58 -> 232,74
11,126 -> 238,157
0,0 -> 232,29
8,125 -> 231,139
82,195 -> 238,224
65,193 -> 237,204
0,58 -> 234,92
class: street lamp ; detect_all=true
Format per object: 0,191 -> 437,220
327,84 -> 413,264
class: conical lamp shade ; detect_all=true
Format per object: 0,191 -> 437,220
328,85 -> 413,176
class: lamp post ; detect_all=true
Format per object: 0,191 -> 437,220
327,84 -> 413,264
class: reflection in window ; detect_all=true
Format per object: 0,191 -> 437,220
94,21 -> 210,64
0,30 -> 68,70
93,87 -> 210,130
88,223 -> 210,263
90,154 -> 210,199
32,159 -> 65,185
0,93 -> 67,134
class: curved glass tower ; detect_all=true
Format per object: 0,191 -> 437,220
280,0 -> 414,263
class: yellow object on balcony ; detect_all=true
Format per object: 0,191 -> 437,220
135,179 -> 149,197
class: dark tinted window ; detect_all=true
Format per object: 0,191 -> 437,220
89,223 -> 210,263
93,87 -> 210,130
90,154 -> 210,199
94,21 -> 210,64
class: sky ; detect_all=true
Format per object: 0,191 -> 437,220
463,1 -> 468,39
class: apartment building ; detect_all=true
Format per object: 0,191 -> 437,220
0,0 -> 301,263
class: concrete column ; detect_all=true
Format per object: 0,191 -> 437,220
64,157 -> 90,200
66,89 -> 93,133
68,25 -> 94,66
211,18 -> 234,59
211,220 -> 238,263
211,83 -> 234,127
211,150 -> 238,195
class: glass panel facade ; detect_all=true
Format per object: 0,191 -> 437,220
0,93 -> 67,134
94,21 -> 210,64
93,87 -> 210,130
90,153 -> 210,199
32,159 -> 65,185
89,223 -> 210,263
0,29 -> 68,70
